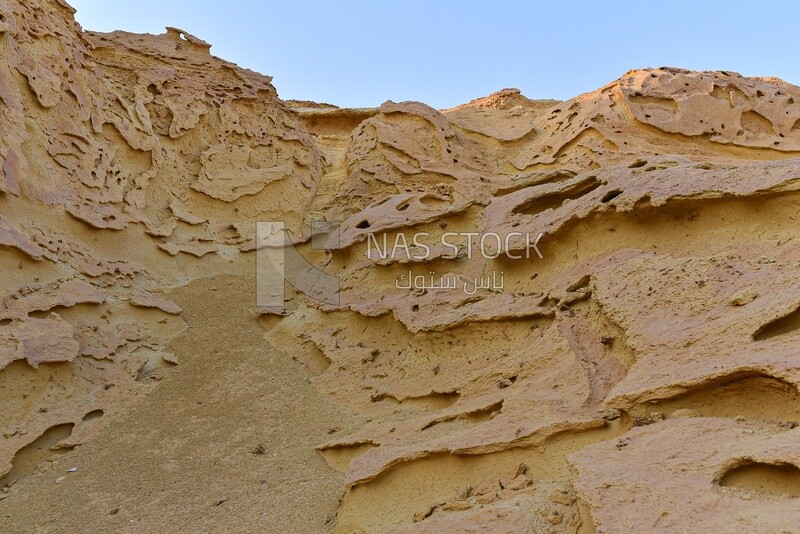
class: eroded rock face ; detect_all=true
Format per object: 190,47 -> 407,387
272,70 -> 800,531
0,0 -> 317,486
1,1 -> 800,531
570,418 -> 800,532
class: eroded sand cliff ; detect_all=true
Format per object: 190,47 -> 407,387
1,1 -> 800,532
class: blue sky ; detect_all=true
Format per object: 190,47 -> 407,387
70,1 -> 800,109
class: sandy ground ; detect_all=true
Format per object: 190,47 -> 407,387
0,273 -> 360,533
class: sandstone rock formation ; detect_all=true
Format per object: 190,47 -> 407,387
1,1 -> 800,532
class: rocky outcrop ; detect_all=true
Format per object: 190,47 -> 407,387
1,1 -> 800,532
274,68 -> 800,532
0,0 -> 317,487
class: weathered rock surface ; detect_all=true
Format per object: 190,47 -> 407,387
1,0 -> 800,532
570,418 -> 800,532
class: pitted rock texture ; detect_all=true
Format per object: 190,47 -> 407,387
1,1 -> 800,532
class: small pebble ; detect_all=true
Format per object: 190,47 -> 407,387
67,467 -> 79,473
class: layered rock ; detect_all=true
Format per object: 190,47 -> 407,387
0,0 -> 319,486
1,1 -> 800,532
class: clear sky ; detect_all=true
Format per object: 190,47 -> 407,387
69,1 -> 800,109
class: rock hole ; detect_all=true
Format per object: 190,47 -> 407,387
741,110 -> 776,136
82,409 -> 104,422
601,190 -> 623,203
355,220 -> 371,230
511,177 -> 602,216
753,304 -> 800,341
0,423 -> 75,487
719,461 -> 800,498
